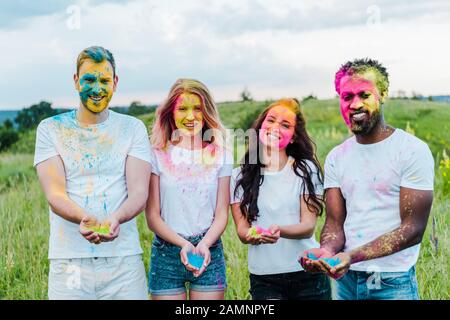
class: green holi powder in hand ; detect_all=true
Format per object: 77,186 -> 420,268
87,225 -> 110,235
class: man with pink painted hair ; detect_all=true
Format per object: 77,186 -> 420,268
300,58 -> 434,300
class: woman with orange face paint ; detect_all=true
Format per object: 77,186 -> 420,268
230,98 -> 331,300
146,79 -> 232,300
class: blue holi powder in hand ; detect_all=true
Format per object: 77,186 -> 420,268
322,257 -> 341,267
307,253 -> 340,267
187,252 -> 204,269
307,252 -> 319,260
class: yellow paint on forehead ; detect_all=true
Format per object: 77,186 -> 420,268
78,59 -> 114,78
268,105 -> 296,122
177,92 -> 201,107
347,69 -> 378,86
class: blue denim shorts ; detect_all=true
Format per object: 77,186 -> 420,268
148,233 -> 227,296
332,266 -> 420,300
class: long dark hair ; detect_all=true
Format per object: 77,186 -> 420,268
234,98 -> 324,223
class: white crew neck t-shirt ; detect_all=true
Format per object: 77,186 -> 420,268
324,129 -> 434,272
34,110 -> 152,259
151,144 -> 233,237
230,157 -> 324,275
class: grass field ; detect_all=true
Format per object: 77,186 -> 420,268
0,99 -> 449,299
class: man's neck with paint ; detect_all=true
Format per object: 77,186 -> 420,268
77,102 -> 109,125
355,114 -> 393,144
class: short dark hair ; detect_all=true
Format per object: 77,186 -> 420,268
335,58 -> 389,95
76,46 -> 116,77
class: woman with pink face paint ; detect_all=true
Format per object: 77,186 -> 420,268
230,98 -> 331,300
146,79 -> 232,300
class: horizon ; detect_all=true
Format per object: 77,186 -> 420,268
1,0 -> 450,110
1,94 -> 450,112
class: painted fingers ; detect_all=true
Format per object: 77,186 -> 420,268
180,242 -> 197,273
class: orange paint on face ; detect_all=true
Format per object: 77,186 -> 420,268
173,93 -> 204,137
259,105 -> 296,149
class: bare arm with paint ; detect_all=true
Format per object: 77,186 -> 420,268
231,203 -> 255,244
278,196 -> 319,239
145,173 -> 190,247
230,203 -> 279,245
199,177 -> 230,247
194,176 -> 231,276
351,188 -> 432,262
100,155 -> 151,242
37,155 -> 86,223
327,188 -> 433,278
145,173 -> 197,272
36,155 -> 101,244
300,188 -> 346,273
111,156 -> 151,223
320,188 -> 347,254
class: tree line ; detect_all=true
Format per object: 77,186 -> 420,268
0,101 -> 156,152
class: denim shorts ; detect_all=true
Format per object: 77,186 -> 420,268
332,266 -> 420,300
249,271 -> 331,300
148,234 -> 227,296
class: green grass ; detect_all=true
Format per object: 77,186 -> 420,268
0,99 -> 449,299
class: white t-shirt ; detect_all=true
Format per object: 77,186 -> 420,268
151,144 -> 233,237
230,157 -> 324,275
34,110 -> 152,259
324,129 -> 434,272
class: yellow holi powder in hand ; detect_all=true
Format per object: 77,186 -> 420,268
87,222 -> 111,235
247,226 -> 271,239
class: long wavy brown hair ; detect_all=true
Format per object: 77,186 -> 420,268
234,98 -> 324,223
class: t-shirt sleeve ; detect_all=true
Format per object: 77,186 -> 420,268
34,120 -> 59,167
128,120 -> 152,164
304,161 -> 324,196
218,149 -> 233,178
323,150 -> 340,189
400,141 -> 435,190
230,167 -> 243,204
149,147 -> 161,176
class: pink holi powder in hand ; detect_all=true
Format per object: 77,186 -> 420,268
247,226 -> 272,238
255,226 -> 271,235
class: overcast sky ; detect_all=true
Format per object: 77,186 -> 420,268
1,0 -> 449,110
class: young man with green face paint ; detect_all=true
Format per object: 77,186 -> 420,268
34,46 -> 153,299
301,58 -> 435,300
74,47 -> 118,121
76,59 -> 116,114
